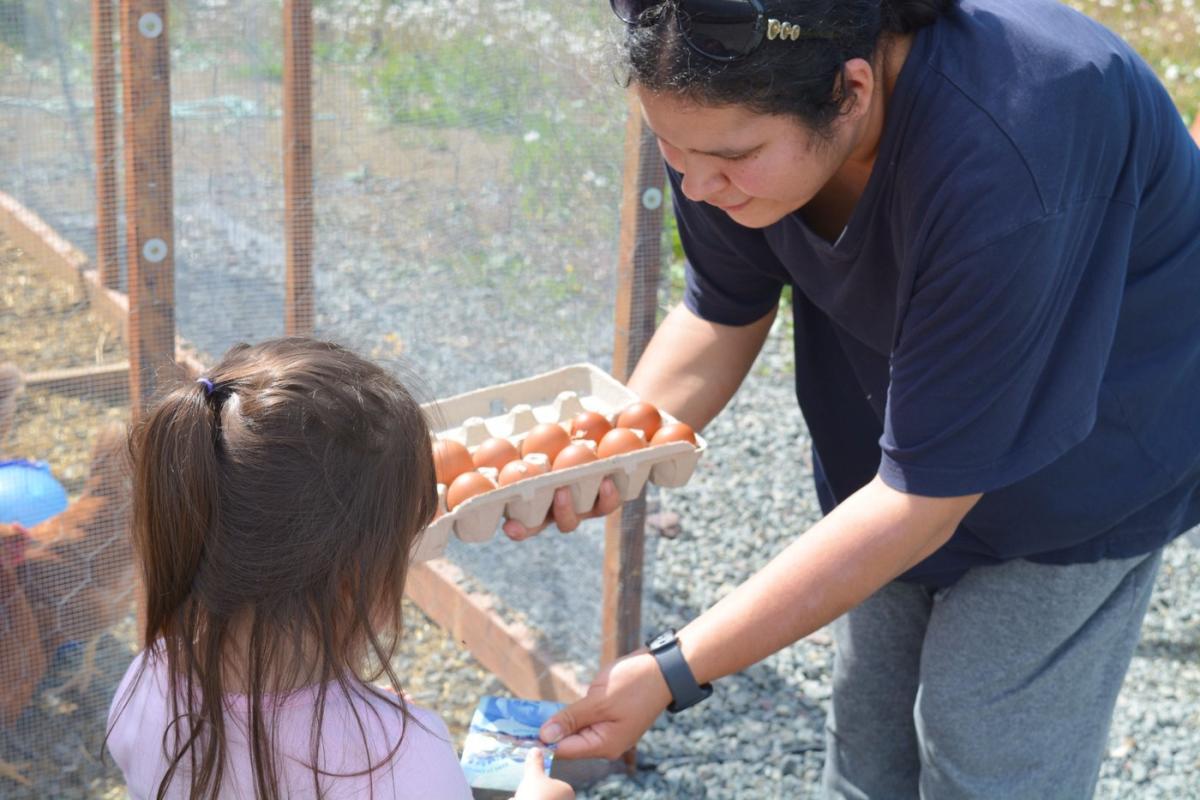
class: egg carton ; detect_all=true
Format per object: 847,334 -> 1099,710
412,363 -> 706,561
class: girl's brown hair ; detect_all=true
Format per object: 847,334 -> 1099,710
112,337 -> 437,798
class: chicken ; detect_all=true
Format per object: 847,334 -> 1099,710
0,524 -> 43,785
0,421 -> 133,723
0,363 -> 22,457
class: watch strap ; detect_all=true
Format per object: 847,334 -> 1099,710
648,631 -> 713,713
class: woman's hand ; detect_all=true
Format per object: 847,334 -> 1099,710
502,304 -> 775,543
502,479 -> 622,541
538,650 -> 671,761
512,747 -> 575,800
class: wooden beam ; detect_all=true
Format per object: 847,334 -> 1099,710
0,190 -> 207,384
406,560 -> 587,703
92,0 -> 120,289
283,0 -> 315,336
609,92 -> 666,383
603,94 -> 666,663
0,190 -> 129,334
21,350 -> 210,398
120,0 -> 178,418
602,91 -> 666,773
25,362 -> 131,399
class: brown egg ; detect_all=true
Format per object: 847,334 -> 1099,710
569,411 -> 613,444
446,470 -> 497,510
597,427 -> 647,459
472,437 -> 520,471
616,402 -> 662,441
650,422 -> 697,447
553,440 -> 599,471
433,439 -> 473,486
497,461 -> 530,486
520,423 -> 571,462
498,454 -> 550,486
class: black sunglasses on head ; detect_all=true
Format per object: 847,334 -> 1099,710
611,0 -> 829,61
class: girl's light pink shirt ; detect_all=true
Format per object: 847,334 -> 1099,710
107,649 -> 472,799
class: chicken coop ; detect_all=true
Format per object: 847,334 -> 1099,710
0,0 -> 670,793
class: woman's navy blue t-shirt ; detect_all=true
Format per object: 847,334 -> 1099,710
675,0 -> 1200,585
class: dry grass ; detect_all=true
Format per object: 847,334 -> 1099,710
0,240 -> 128,492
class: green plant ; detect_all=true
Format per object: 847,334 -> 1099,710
365,19 -> 625,235
0,0 -> 24,51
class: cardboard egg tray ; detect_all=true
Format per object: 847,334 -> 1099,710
412,363 -> 706,561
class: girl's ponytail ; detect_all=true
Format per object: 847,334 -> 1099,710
881,0 -> 954,33
131,381 -> 222,646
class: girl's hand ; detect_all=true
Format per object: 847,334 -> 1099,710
512,747 -> 574,800
538,651 -> 671,761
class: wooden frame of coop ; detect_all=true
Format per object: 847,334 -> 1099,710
0,0 -> 667,773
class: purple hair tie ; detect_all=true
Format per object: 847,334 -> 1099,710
197,377 -> 215,396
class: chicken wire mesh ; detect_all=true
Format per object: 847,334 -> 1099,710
0,0 -> 664,793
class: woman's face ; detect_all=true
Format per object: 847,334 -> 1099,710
636,84 -> 863,229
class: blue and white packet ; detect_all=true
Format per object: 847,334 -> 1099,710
460,696 -> 564,793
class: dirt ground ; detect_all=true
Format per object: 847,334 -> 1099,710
0,235 -> 500,797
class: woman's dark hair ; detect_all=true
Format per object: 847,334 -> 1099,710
111,337 -> 437,798
624,0 -> 953,136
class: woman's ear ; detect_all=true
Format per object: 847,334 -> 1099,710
839,57 -> 878,122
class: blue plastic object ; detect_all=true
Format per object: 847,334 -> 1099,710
0,459 -> 68,527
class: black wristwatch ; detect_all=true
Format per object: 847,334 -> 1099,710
646,628 -> 713,713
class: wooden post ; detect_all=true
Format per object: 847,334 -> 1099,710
602,91 -> 666,773
92,0 -> 120,290
120,0 -> 177,419
283,0 -> 314,336
407,561 -> 588,702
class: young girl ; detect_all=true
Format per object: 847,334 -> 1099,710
107,338 -> 572,799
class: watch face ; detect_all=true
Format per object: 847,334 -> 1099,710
648,630 -> 675,651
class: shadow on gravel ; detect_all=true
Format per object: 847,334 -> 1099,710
1136,635 -> 1200,664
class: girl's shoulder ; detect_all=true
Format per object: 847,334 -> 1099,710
320,685 -> 471,798
106,647 -> 178,796
342,681 -> 456,742
267,681 -> 469,797
106,646 -> 165,730
106,649 -> 472,799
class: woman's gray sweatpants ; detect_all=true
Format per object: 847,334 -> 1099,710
821,550 -> 1162,800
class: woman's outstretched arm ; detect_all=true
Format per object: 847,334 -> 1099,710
539,477 -> 980,759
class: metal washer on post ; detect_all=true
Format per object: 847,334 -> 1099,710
642,187 -> 663,211
138,12 -> 163,39
142,238 -> 168,263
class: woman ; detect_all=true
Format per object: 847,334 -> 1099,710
505,0 -> 1200,796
